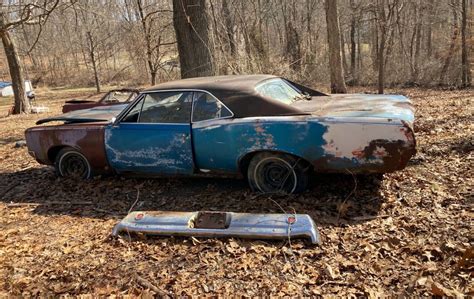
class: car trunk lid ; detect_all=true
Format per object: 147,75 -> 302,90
291,94 -> 415,124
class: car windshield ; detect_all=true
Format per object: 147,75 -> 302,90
255,78 -> 304,105
102,91 -> 137,103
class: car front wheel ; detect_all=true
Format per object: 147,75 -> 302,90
247,152 -> 309,194
55,147 -> 92,179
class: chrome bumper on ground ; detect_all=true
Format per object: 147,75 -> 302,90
112,211 -> 320,245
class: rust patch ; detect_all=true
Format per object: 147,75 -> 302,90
355,139 -> 416,172
313,138 -> 416,173
193,211 -> 230,229
25,123 -> 112,174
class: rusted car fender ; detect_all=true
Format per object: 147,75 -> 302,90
25,123 -> 112,174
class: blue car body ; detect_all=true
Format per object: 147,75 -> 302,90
26,75 -> 416,189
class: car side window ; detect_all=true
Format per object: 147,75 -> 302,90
139,91 -> 192,123
192,92 -> 232,122
121,97 -> 144,122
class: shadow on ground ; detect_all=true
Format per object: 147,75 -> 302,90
0,136 -> 24,146
0,167 -> 385,228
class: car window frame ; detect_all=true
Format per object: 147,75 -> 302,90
191,90 -> 234,123
119,93 -> 146,123
136,91 -> 194,124
254,78 -> 303,105
114,89 -> 194,125
115,89 -> 233,125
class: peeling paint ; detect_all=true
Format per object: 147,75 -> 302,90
105,123 -> 194,174
192,116 -> 415,174
25,123 -> 111,173
321,122 -> 404,159
26,104 -> 416,177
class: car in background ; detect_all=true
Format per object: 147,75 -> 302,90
26,75 -> 416,194
62,88 -> 139,113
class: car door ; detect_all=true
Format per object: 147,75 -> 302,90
105,91 -> 194,174
191,91 -> 236,172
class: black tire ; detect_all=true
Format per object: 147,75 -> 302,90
247,152 -> 309,194
54,147 -> 92,179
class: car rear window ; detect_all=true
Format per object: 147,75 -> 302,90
255,78 -> 303,105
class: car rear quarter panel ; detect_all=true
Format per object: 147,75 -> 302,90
25,123 -> 111,173
191,116 -> 416,174
314,118 -> 416,172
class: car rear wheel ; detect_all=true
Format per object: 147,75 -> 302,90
55,148 -> 91,179
247,152 -> 309,194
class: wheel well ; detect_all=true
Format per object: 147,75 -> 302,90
238,150 -> 312,177
47,146 -> 67,163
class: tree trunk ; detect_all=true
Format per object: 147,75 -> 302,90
439,4 -> 459,85
350,8 -> 357,80
357,22 -> 362,70
0,29 -> 29,114
137,0 -> 157,85
377,31 -> 386,94
409,3 -> 422,84
324,0 -> 347,93
377,1 -> 387,94
250,22 -> 268,72
371,19 -> 379,71
150,70 -> 157,85
86,31 -> 101,93
222,0 -> 236,58
285,20 -> 301,71
412,18 -> 422,84
425,2 -> 434,58
173,0 -> 214,78
461,0 -> 471,87
340,30 -> 348,75
306,0 -> 313,50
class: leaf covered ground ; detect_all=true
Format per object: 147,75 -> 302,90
0,87 -> 472,296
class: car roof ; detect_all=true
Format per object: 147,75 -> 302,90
144,74 -> 276,92
143,75 -> 306,118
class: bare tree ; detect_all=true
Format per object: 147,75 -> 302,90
0,1 -> 59,114
371,0 -> 399,94
173,0 -> 213,78
349,0 -> 358,83
461,0 -> 471,87
439,0 -> 460,85
133,0 -> 175,85
73,1 -> 121,92
324,0 -> 347,93
1,0 -> 470,91
222,0 -> 236,58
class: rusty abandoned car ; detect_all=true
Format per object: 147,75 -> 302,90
25,75 -> 416,193
62,88 -> 140,113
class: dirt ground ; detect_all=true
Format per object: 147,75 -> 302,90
0,87 -> 472,296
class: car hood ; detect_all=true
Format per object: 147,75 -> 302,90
291,94 -> 415,123
36,104 -> 128,125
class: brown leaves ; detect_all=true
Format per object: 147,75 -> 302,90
456,246 -> 474,271
324,264 -> 340,280
0,88 -> 473,296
